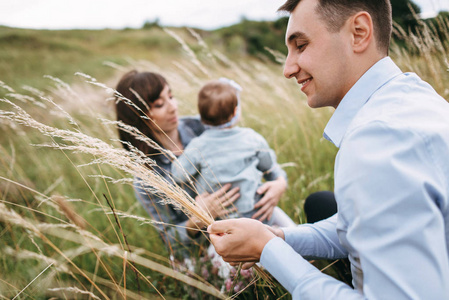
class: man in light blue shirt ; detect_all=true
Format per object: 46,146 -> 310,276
208,0 -> 449,299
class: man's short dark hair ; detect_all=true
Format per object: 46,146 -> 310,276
278,0 -> 392,54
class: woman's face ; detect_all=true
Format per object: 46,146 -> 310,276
149,84 -> 179,133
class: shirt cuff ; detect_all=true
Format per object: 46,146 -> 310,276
260,237 -> 318,293
282,225 -> 315,255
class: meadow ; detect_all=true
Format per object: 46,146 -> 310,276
0,14 -> 448,299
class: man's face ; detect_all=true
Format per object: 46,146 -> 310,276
283,0 -> 353,109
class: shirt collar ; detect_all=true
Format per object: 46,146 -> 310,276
323,57 -> 402,148
203,126 -> 240,136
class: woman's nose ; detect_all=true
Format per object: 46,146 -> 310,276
168,98 -> 178,111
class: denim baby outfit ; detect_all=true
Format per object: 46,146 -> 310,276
172,126 -> 283,221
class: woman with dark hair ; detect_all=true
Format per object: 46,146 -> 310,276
115,70 -> 289,256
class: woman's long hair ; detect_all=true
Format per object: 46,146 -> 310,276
115,70 -> 168,155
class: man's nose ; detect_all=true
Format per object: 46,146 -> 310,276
283,53 -> 300,79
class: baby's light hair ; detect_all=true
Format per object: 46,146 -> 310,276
198,80 -> 238,126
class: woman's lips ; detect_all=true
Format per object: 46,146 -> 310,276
168,116 -> 178,124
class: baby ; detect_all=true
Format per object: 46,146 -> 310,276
172,78 -> 291,225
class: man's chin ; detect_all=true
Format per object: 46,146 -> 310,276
307,98 -> 319,109
307,97 -> 331,109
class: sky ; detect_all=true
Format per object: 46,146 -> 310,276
0,0 -> 448,31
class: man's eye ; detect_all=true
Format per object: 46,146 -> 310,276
297,43 -> 307,51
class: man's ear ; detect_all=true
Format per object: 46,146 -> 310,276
351,11 -> 373,53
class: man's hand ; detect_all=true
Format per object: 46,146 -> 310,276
207,218 -> 276,263
266,224 -> 285,240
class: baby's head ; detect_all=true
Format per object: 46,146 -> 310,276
198,79 -> 241,127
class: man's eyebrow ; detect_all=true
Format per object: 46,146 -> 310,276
287,31 -> 308,43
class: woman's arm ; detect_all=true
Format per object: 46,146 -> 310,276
134,183 -> 193,246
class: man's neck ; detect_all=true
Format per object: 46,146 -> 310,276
333,53 -> 387,110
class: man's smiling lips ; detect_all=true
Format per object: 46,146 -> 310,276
298,77 -> 312,91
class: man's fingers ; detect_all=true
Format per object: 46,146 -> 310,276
207,219 -> 234,234
229,262 -> 256,269
208,230 -> 222,244
241,262 -> 256,270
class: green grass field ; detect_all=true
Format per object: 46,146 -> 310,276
0,16 -> 448,299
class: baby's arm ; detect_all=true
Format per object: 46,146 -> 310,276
255,135 -> 284,181
252,133 -> 288,222
256,149 -> 274,173
171,145 -> 200,185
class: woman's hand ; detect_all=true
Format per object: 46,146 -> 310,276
186,184 -> 239,236
196,183 -> 240,219
252,176 -> 287,222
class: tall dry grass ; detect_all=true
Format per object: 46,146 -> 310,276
0,14 -> 448,299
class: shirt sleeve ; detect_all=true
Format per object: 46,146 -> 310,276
282,214 -> 348,260
261,237 -> 361,299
